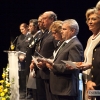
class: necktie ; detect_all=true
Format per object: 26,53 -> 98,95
58,42 -> 66,53
53,41 -> 66,59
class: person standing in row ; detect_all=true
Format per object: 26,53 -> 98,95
81,8 -> 100,100
30,11 -> 58,100
15,23 -> 32,98
27,14 -> 48,100
46,19 -> 84,100
25,19 -> 39,99
25,19 -> 39,79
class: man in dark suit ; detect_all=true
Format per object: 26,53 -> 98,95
30,11 -> 58,100
46,19 -> 84,100
25,19 -> 40,100
25,19 -> 39,77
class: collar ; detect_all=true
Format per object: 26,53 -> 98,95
65,35 -> 76,43
92,32 -> 100,40
24,32 -> 30,36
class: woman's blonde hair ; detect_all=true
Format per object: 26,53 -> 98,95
86,8 -> 100,23
96,1 -> 100,10
49,20 -> 63,33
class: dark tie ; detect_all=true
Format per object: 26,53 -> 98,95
58,42 -> 66,53
61,42 -> 66,47
55,41 -> 62,51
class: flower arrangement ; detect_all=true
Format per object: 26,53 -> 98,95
0,64 -> 14,100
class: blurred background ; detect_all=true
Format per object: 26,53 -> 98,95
0,0 -> 99,78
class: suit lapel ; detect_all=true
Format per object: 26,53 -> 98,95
42,31 -> 51,42
54,38 -> 76,61
40,31 -> 52,47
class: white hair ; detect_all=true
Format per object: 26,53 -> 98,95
63,19 -> 79,35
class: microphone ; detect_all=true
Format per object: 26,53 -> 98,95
12,36 -> 18,44
9,36 -> 18,50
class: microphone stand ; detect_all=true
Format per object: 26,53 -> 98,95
9,36 -> 18,50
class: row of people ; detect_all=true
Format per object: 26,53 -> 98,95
15,19 -> 39,99
17,11 -> 83,100
13,1 -> 100,100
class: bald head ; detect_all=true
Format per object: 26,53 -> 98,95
43,11 -> 57,21
42,11 -> 57,29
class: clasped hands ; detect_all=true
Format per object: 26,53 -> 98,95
18,54 -> 25,62
37,58 -> 54,69
30,58 -> 53,69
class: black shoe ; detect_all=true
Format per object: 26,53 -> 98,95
26,94 -> 33,99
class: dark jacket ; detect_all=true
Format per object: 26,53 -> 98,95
35,31 -> 57,79
16,33 -> 32,53
88,42 -> 100,89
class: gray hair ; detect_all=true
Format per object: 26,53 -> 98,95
63,19 -> 79,35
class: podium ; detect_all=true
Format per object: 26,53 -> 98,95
4,51 -> 19,100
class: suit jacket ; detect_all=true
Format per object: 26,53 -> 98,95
36,31 -> 57,79
88,42 -> 100,89
50,37 -> 84,96
15,33 -> 32,53
15,33 -> 32,69
25,31 -> 42,75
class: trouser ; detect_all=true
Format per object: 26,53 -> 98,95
18,59 -> 26,91
19,70 -> 26,92
27,88 -> 33,96
27,88 -> 38,100
36,77 -> 46,100
32,89 -> 38,100
44,79 -> 54,100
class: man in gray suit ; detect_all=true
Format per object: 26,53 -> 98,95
46,19 -> 84,100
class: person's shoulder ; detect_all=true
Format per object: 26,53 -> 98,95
27,33 -> 32,37
17,34 -> 22,39
37,30 -> 42,34
36,30 -> 42,36
71,37 -> 79,43
18,34 -> 22,37
73,37 -> 83,47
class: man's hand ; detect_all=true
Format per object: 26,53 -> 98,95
87,81 -> 96,99
30,61 -> 35,70
87,81 -> 96,90
37,60 -> 46,69
46,62 -> 53,70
